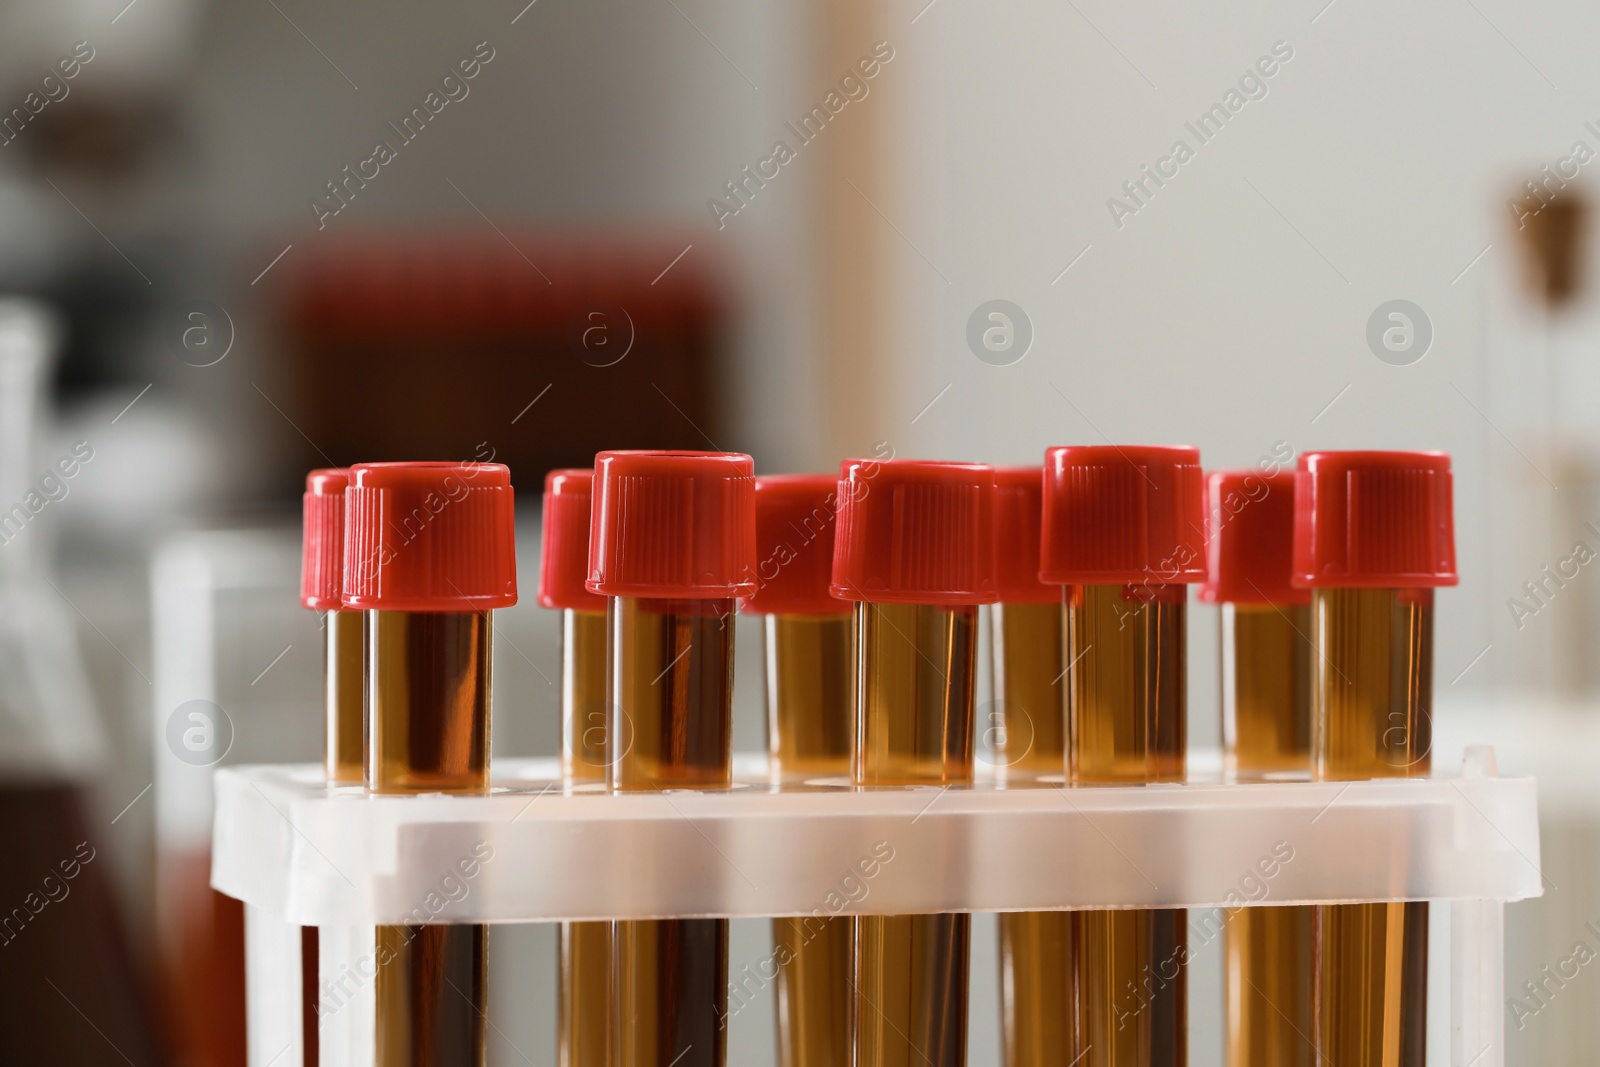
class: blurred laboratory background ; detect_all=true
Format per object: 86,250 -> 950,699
0,0 -> 1597,1062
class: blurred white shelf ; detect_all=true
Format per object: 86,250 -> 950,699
212,748 -> 1540,926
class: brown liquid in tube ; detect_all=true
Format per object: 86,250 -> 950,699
1063,583 -> 1186,1067
610,596 -> 736,1067
560,607 -> 611,1067
765,612 -> 854,1067
853,601 -> 977,1067
991,600 -> 1068,1067
1310,588 -> 1432,1067
369,609 -> 491,1067
1221,602 -> 1314,1067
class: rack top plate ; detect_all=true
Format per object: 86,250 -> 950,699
212,750 -> 1541,924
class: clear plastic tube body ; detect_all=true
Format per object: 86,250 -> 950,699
307,607 -> 366,1067
1219,602 -> 1314,1067
853,601 -> 976,1067
991,600 -> 1068,1067
1065,583 -> 1187,1067
1310,588 -> 1432,1067
368,609 -> 491,1067
765,612 -> 854,1067
609,596 -> 736,1067
560,608 -> 611,1067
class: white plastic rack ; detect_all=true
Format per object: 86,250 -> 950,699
214,747 -> 1539,1066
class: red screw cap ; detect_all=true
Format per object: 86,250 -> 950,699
743,474 -> 848,615
830,459 -> 998,606
1198,470 -> 1308,606
1292,451 -> 1457,588
1041,445 -> 1206,585
301,468 -> 348,611
993,466 -> 1058,604
342,462 -> 518,612
587,451 -> 756,599
538,469 -> 606,612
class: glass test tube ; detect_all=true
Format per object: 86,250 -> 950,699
345,461 -> 518,1067
540,468 -> 613,1067
324,608 -> 366,783
589,450 -> 756,1067
301,467 -> 365,1067
1042,445 -> 1206,1067
1309,588 -> 1431,1066
369,609 -> 492,1065
610,596 -> 735,1067
1066,583 -> 1187,1066
560,605 -> 611,1067
1200,470 -> 1313,1067
748,473 -> 855,1067
1295,451 -> 1456,1067
303,469 -> 366,785
832,459 -> 997,1067
854,600 -> 977,1067
987,467 -> 1070,1067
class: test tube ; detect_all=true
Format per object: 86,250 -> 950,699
538,468 -> 612,1067
588,450 -> 757,1067
831,458 -> 998,1067
743,473 -> 853,1067
1197,469 -> 1312,1067
298,467 -> 364,1065
1292,451 -> 1456,1067
988,467 -> 1068,1067
302,469 -> 366,785
1040,445 -> 1205,1067
343,461 -> 518,1067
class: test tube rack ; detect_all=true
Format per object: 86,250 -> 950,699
214,746 -> 1539,1066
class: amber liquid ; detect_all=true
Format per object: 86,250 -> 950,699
326,608 -> 366,784
563,609 -> 610,785
990,601 -> 1068,1067
1220,603 -> 1314,1067
609,596 -> 736,1067
765,612 -> 854,1067
1063,583 -> 1187,1067
853,601 -> 976,1067
561,608 -> 612,1067
988,601 -> 1065,777
1310,589 -> 1432,1067
368,610 -> 491,1067
765,613 -> 854,779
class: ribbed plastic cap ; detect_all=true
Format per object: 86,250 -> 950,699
300,469 -> 348,611
743,474 -> 847,615
1198,470 -> 1308,605
993,466 -> 1057,604
538,469 -> 605,612
587,451 -> 756,599
830,459 -> 998,606
342,462 -> 518,611
1041,445 -> 1206,585
1292,451 -> 1458,588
